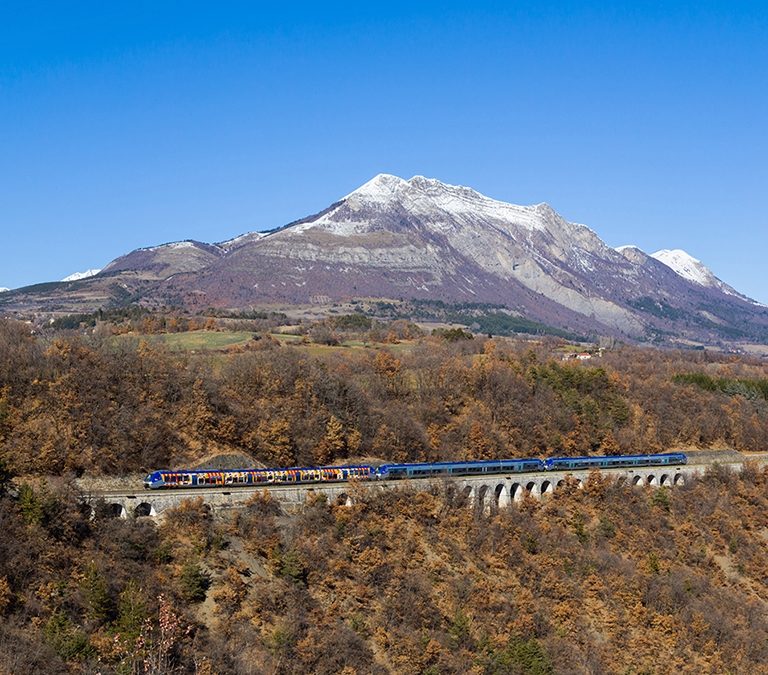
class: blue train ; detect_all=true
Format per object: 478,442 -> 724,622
543,452 -> 687,471
376,458 -> 544,480
143,452 -> 687,489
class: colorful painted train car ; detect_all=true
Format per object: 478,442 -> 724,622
143,465 -> 374,489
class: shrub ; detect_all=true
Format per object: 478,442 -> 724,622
179,561 -> 211,602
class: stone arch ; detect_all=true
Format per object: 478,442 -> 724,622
477,484 -> 491,514
556,479 -> 566,489
510,482 -> 525,503
335,492 -> 352,507
673,473 -> 685,486
647,475 -> 658,486
494,483 -> 510,509
108,503 -> 127,519
525,481 -> 540,499
456,484 -> 473,508
632,475 -> 644,487
134,502 -> 156,518
541,480 -> 553,496
659,474 -> 670,487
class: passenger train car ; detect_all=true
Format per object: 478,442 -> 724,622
376,458 -> 544,480
543,452 -> 687,472
143,465 -> 374,489
144,453 -> 687,489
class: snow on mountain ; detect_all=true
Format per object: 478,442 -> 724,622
62,269 -> 101,282
247,174 -> 656,334
4,173 -> 766,345
144,241 -> 197,252
217,231 -> 266,250
0,287 -> 8,293
294,173 -> 552,236
650,249 -> 714,286
650,248 -> 760,305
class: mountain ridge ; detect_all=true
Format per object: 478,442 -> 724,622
2,174 -> 767,346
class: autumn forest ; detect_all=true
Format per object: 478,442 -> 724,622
1,314 -> 768,673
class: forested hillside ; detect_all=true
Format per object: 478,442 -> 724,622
2,316 -> 768,673
1,317 -> 768,477
1,465 -> 768,672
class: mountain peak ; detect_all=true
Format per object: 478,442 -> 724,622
651,249 -> 711,286
62,268 -> 101,282
347,173 -> 494,203
345,173 -> 408,201
338,173 -> 554,233
651,248 -> 749,300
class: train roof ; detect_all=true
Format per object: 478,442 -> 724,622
545,452 -> 687,462
378,458 -> 541,470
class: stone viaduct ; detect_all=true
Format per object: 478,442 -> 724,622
90,461 -> 729,521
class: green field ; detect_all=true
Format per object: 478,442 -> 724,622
144,330 -> 257,351
116,329 -> 421,354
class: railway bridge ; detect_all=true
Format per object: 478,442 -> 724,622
89,460 -> 740,520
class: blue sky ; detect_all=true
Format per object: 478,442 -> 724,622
2,1 -> 767,301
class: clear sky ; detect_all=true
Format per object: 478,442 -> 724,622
2,1 -> 767,301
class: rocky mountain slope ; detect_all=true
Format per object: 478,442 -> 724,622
650,248 -> 749,300
2,174 -> 767,345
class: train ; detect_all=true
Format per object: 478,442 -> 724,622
143,452 -> 687,489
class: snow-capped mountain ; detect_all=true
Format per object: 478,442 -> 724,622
61,269 -> 101,282
101,241 -> 224,279
0,287 -> 9,293
650,249 -> 747,300
651,249 -> 711,285
3,173 -> 767,345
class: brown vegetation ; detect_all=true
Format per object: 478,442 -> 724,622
2,468 -> 768,672
2,318 -> 768,477
3,316 -> 768,672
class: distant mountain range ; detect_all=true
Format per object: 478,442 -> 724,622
2,173 -> 767,345
61,268 -> 101,282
